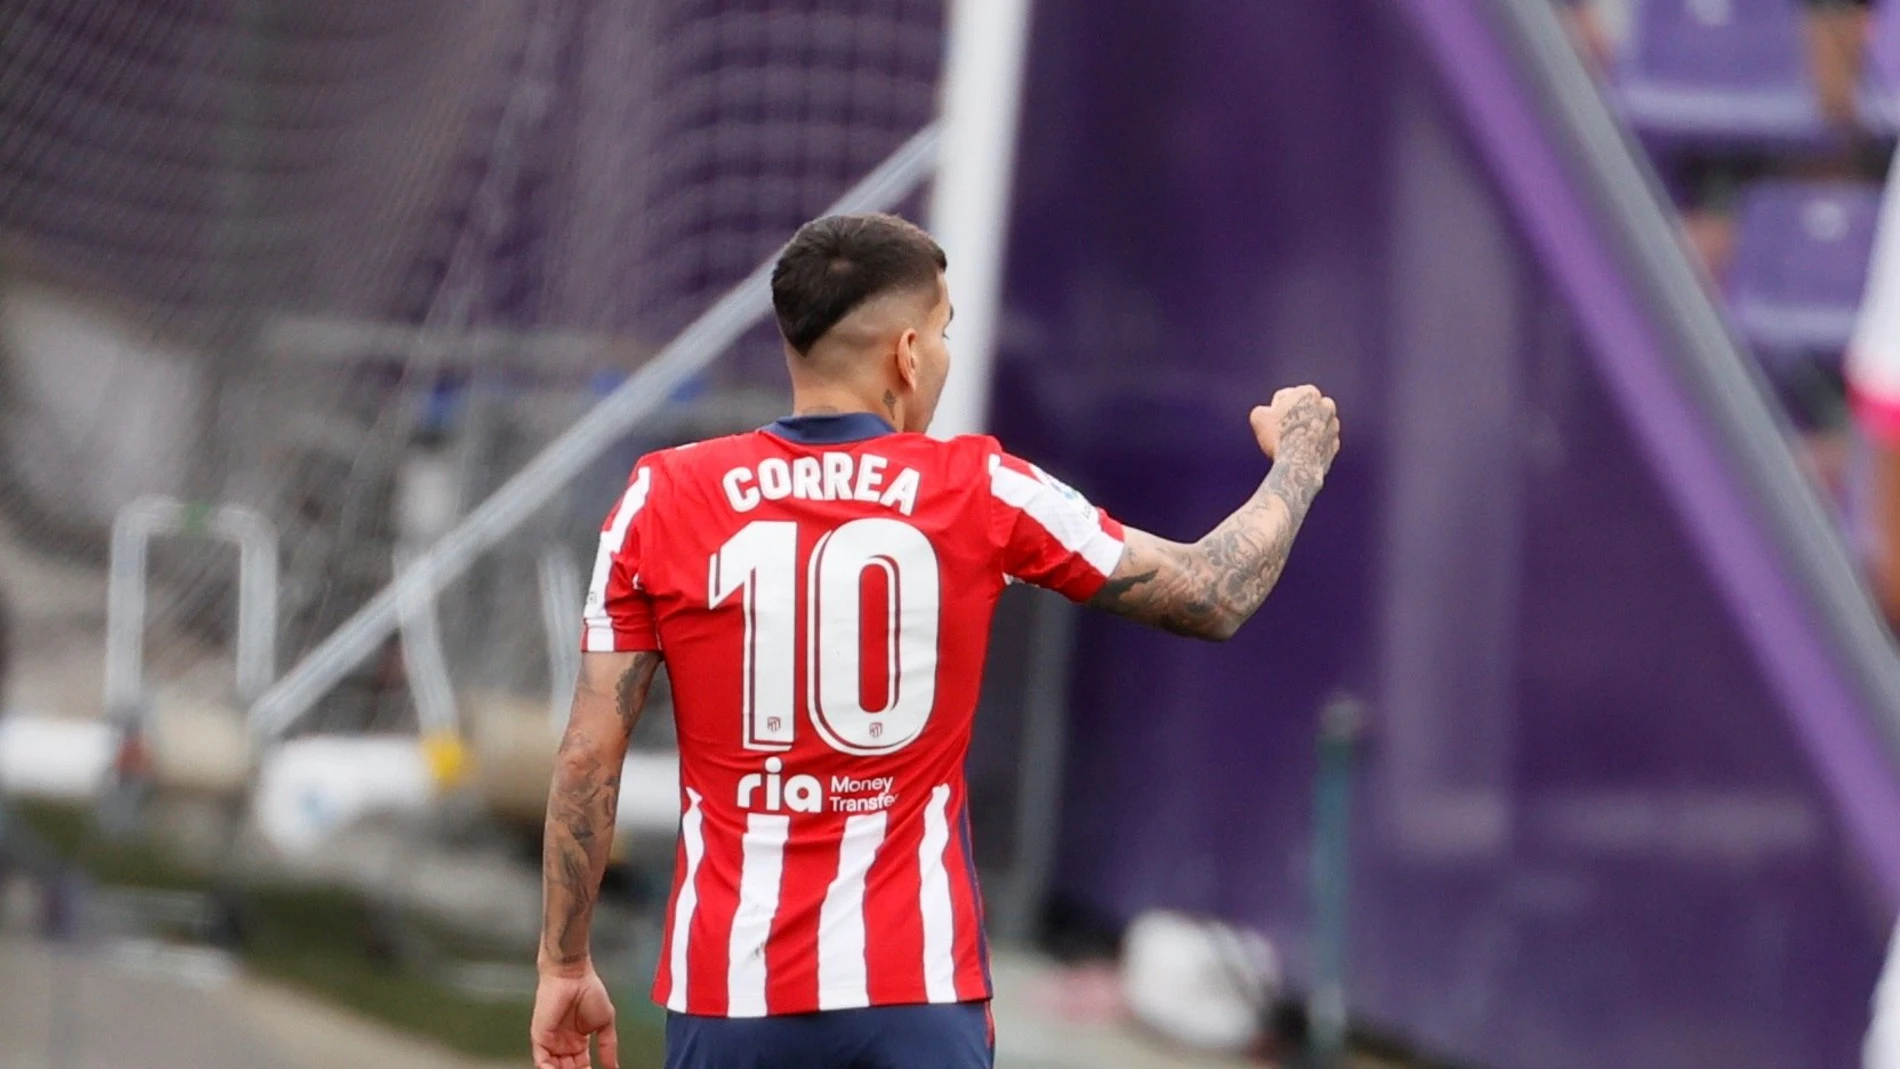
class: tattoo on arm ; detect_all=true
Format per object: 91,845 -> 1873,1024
614,656 -> 655,734
540,651 -> 660,969
543,740 -> 620,967
1093,567 -> 1159,604
1089,400 -> 1333,640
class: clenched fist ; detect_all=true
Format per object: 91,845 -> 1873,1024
1249,385 -> 1340,471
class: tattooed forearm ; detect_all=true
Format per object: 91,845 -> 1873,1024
539,651 -> 661,972
613,655 -> 657,734
1089,402 -> 1335,641
542,740 -> 620,966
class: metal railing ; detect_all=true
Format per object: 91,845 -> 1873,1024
105,497 -> 279,718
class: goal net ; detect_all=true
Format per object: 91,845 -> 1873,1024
0,0 -> 947,757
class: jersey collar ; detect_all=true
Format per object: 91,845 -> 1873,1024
764,412 -> 896,445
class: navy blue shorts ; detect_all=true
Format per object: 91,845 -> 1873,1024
663,1001 -> 994,1069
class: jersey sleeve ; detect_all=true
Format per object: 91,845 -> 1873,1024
582,462 -> 661,653
987,449 -> 1127,602
1851,147 -> 1900,447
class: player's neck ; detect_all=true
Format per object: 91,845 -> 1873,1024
790,385 -> 901,428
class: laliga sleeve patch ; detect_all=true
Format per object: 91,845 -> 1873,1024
1030,464 -> 1090,508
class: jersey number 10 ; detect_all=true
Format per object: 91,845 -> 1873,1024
710,518 -> 941,756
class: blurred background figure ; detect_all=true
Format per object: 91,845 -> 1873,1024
1587,0 -> 1892,503
1846,110 -> 1900,626
3,1 -> 1900,1068
1872,923 -> 1900,1068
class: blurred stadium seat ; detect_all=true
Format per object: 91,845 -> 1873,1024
1727,178 -> 1883,357
1875,4 -> 1900,91
1615,0 -> 1896,145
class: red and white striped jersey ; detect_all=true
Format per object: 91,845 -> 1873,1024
582,412 -> 1126,1018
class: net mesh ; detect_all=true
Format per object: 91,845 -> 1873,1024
0,0 -> 946,738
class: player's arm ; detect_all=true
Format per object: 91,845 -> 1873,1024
1088,386 -> 1339,641
539,649 -> 661,974
532,649 -> 660,1069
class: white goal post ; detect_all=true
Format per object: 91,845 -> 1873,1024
927,0 -> 1037,441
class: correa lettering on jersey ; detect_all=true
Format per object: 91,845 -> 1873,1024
722,453 -> 921,516
736,758 -> 901,815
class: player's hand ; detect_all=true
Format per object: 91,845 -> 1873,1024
1250,386 -> 1340,470
532,963 -> 620,1069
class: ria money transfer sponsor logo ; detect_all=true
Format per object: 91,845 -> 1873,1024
736,758 -> 901,815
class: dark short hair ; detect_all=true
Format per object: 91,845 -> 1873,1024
770,213 -> 946,354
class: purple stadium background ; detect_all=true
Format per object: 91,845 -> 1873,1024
986,1 -> 1900,1067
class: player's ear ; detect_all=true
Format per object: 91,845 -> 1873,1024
895,328 -> 920,389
